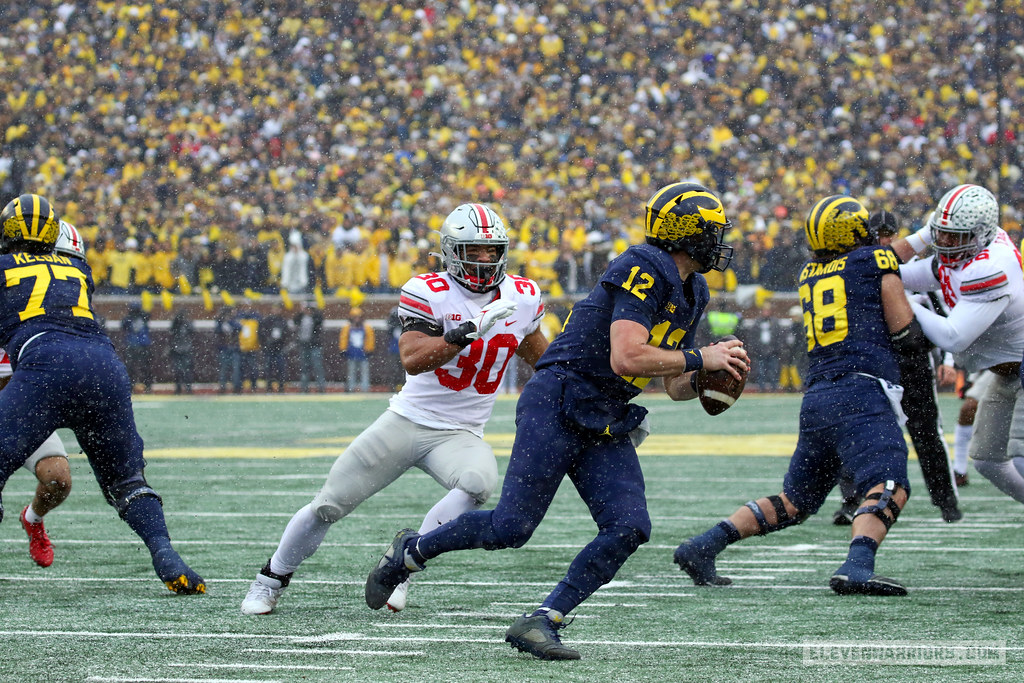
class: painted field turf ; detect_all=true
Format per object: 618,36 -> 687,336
0,394 -> 1020,682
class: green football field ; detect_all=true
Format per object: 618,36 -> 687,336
0,393 -> 1020,682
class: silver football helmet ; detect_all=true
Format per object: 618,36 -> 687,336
929,184 -> 999,266
438,203 -> 508,293
55,220 -> 86,259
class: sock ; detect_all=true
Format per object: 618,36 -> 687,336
1013,457 -> 1024,480
953,424 -> 972,474
405,538 -> 427,569
418,489 -> 480,534
120,496 -> 172,553
692,520 -> 742,555
845,535 -> 879,573
24,505 -> 43,524
271,504 -> 332,576
531,607 -> 565,624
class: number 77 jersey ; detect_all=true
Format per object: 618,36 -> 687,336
389,270 -> 544,437
0,252 -> 106,361
797,245 -> 901,386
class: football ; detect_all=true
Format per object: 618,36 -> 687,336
696,335 -> 748,416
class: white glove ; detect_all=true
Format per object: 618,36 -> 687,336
444,299 -> 518,347
468,299 -> 518,339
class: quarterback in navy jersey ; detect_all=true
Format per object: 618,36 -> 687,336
0,194 -> 204,594
365,183 -> 748,660
677,195 -> 927,597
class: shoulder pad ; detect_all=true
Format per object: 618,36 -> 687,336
957,258 -> 1012,302
398,273 -> 451,322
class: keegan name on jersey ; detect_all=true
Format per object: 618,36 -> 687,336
539,242 -> 708,401
798,245 -> 901,385
0,251 -> 108,364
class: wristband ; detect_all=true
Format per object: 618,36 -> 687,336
443,321 -> 475,348
682,348 -> 704,373
905,225 -> 933,254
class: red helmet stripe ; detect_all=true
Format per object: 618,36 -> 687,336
939,185 -> 972,224
470,203 -> 490,227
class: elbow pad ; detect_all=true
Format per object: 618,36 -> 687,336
890,318 -> 931,356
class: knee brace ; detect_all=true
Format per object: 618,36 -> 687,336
745,495 -> 808,535
852,480 -> 902,531
103,472 -> 162,517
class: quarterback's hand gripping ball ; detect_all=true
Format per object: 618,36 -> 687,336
696,335 -> 748,416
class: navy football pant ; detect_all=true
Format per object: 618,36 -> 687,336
0,333 -> 145,494
783,373 -> 910,514
416,369 -> 652,615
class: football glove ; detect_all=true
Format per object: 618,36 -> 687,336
444,299 -> 518,347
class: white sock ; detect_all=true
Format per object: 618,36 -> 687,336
974,460 -> 1024,504
417,489 -> 481,534
1013,457 -> 1024,479
270,503 -> 333,576
953,424 -> 973,474
24,505 -> 43,524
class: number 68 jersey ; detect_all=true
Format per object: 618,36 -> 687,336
389,271 -> 544,437
798,245 -> 901,386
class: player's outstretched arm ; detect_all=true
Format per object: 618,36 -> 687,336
515,328 -> 549,369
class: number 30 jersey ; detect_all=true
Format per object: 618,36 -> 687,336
389,271 -> 544,437
798,245 -> 900,386
0,252 -> 107,365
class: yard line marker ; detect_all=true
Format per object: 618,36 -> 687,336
243,648 -> 423,657
168,663 -> 352,672
87,678 -> 278,683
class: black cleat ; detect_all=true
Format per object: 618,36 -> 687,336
365,528 -> 421,610
830,572 -> 907,597
831,500 -> 857,526
673,541 -> 732,586
505,613 -> 581,661
941,505 -> 963,523
954,471 -> 969,487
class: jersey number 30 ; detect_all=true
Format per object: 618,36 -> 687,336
798,275 -> 848,351
436,333 -> 518,394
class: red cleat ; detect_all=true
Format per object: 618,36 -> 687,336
20,506 -> 54,567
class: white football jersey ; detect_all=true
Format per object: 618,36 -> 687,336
388,272 -> 544,436
0,349 -> 10,379
901,228 -> 1024,372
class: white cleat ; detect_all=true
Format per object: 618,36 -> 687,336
386,579 -> 410,612
241,572 -> 287,615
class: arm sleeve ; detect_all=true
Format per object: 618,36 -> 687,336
909,296 -> 1010,353
899,256 -> 940,292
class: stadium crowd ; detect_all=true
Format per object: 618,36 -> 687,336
2,0 -> 1023,299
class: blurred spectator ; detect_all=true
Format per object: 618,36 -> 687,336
381,305 -> 404,391
215,305 -> 242,394
294,301 -> 326,393
281,231 -> 310,295
239,234 -> 271,294
237,308 -> 262,392
168,310 -> 196,395
4,1 -> 1023,300
742,304 -> 784,392
120,302 -> 152,393
339,307 -> 374,393
171,240 -> 200,293
260,305 -> 290,393
779,305 -> 807,393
